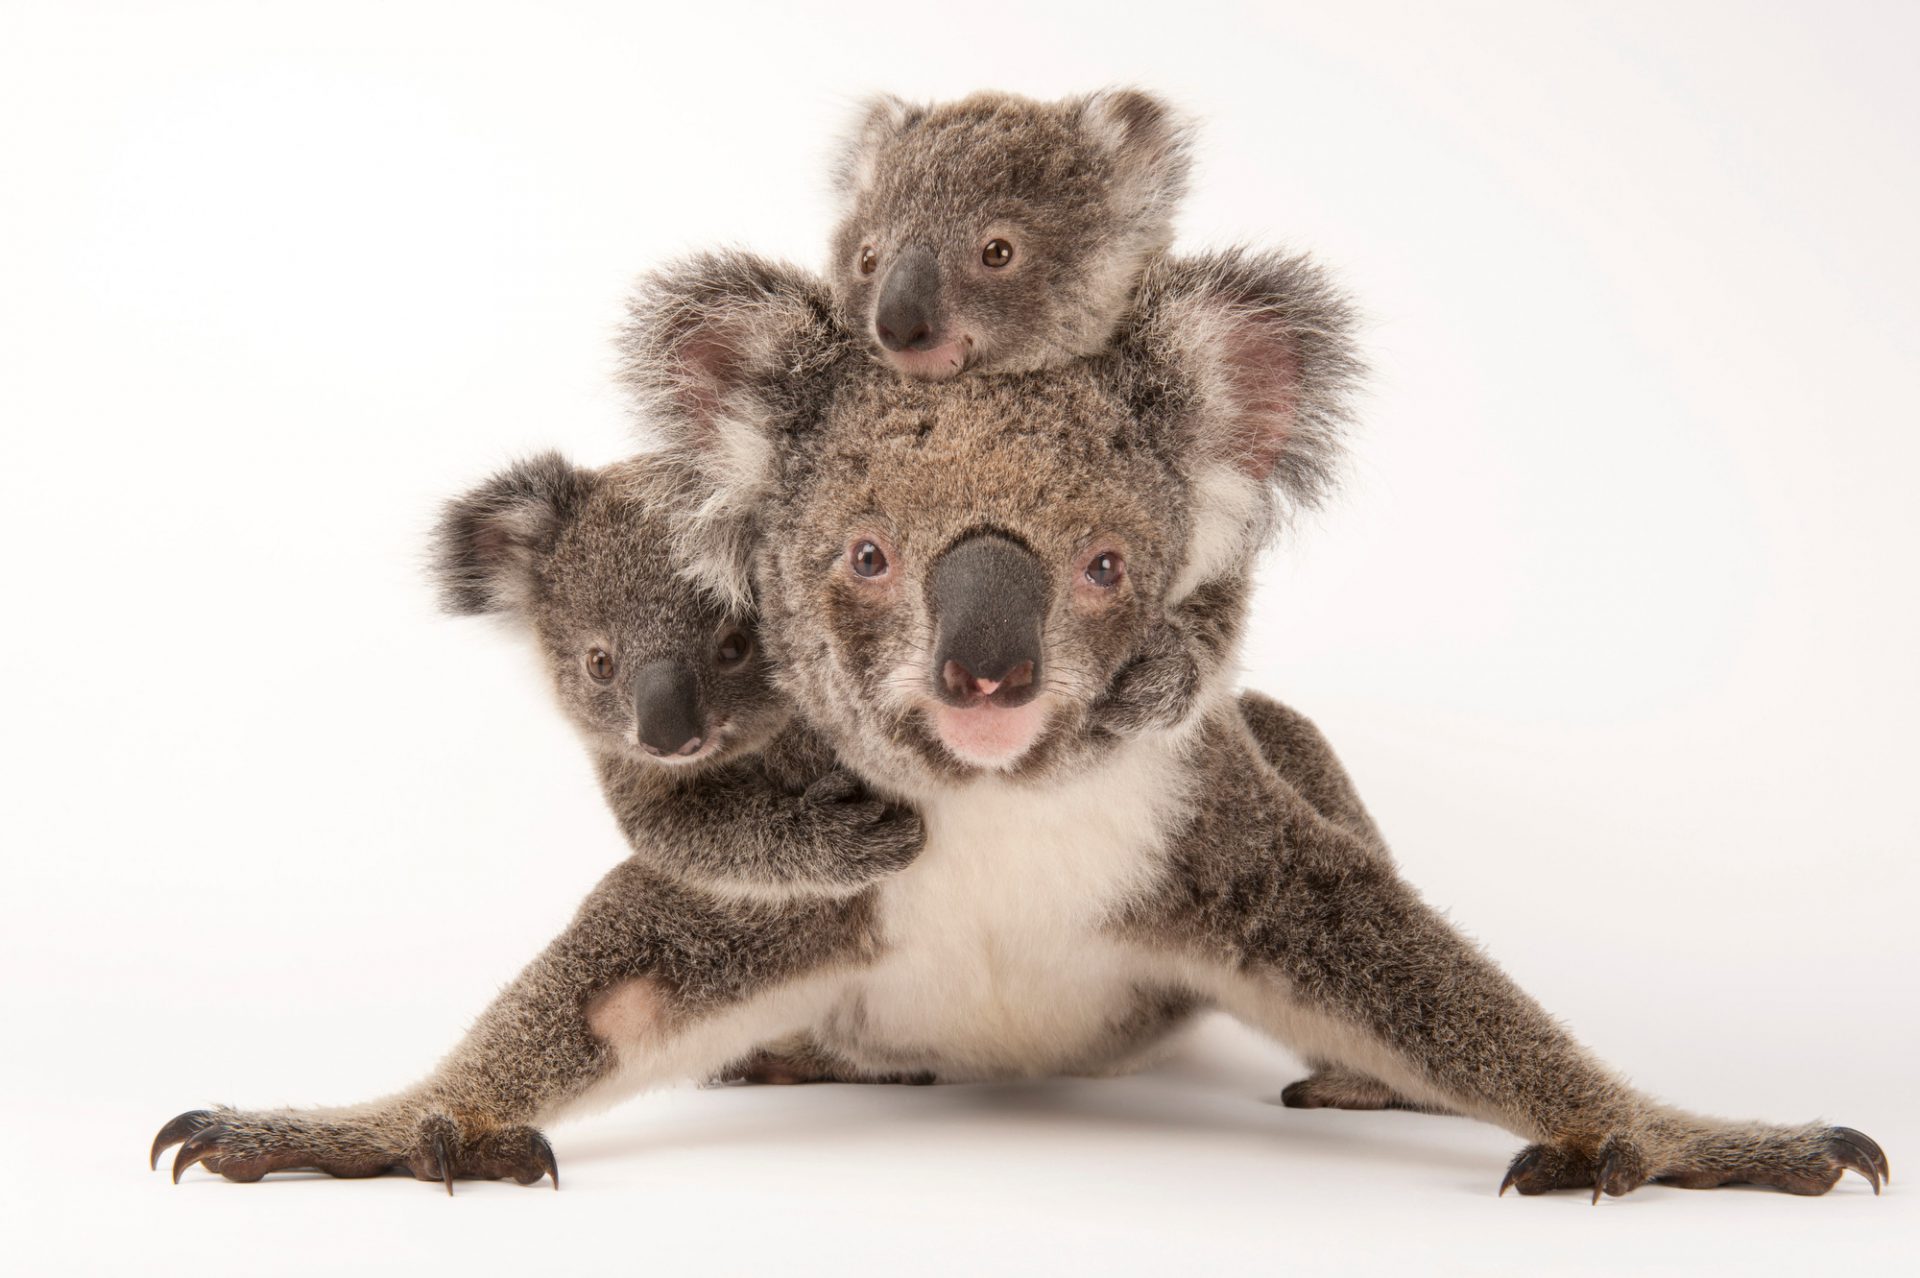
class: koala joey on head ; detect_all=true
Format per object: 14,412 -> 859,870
430,450 -> 923,892
829,87 -> 1191,383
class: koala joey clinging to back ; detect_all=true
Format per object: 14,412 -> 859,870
431,450 -> 923,893
830,88 -> 1191,381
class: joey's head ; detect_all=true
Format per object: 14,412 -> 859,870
429,453 -> 787,769
628,247 -> 1360,790
829,88 -> 1191,381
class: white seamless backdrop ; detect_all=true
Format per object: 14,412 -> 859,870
1,2 -> 1913,1274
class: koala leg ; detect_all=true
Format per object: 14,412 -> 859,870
1237,692 -> 1451,1115
1135,719 -> 1887,1198
153,859 -> 875,1190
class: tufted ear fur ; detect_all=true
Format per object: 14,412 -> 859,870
1075,88 -> 1193,252
618,251 -> 847,606
1125,247 -> 1363,597
830,93 -> 927,204
429,452 -> 597,617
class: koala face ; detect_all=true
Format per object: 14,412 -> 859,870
753,367 -> 1191,782
431,454 -> 790,768
828,90 -> 1190,382
627,247 -> 1360,790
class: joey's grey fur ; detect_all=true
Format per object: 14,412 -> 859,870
831,89 -> 1191,381
153,245 -> 1886,1198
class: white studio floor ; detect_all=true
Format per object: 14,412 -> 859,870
12,1009 -> 1911,1277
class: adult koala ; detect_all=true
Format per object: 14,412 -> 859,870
623,248 -> 1885,1198
153,250 -> 1883,1198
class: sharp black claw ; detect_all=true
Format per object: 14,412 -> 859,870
432,1131 -> 454,1197
1500,1147 -> 1540,1197
530,1131 -> 559,1191
171,1124 -> 226,1184
1829,1128 -> 1885,1195
151,1110 -> 214,1171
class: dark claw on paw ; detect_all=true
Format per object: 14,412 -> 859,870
531,1131 -> 559,1191
150,1110 -> 215,1171
432,1130 -> 455,1197
172,1123 -> 229,1183
1830,1127 -> 1888,1194
1500,1147 -> 1541,1197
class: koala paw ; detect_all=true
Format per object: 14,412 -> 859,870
1499,1123 -> 1887,1201
803,769 -> 925,875
151,1107 -> 558,1193
1279,1066 -> 1455,1115
1090,627 -> 1202,738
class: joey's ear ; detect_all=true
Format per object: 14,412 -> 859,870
830,93 -> 925,202
1076,88 -> 1194,238
618,251 -> 844,605
1127,248 -> 1363,586
429,452 -> 596,617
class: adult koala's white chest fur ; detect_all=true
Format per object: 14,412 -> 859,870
816,734 -> 1197,1081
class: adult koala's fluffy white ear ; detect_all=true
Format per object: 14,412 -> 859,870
618,251 -> 847,606
1125,247 -> 1364,596
430,452 -> 597,617
830,93 -> 927,204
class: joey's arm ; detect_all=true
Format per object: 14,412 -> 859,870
1125,712 -> 1886,1197
1090,575 -> 1244,738
598,740 -> 923,891
153,858 -> 875,1189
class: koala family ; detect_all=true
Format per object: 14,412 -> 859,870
154,90 -> 1886,1200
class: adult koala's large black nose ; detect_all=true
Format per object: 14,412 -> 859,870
875,245 -> 941,352
632,660 -> 705,757
927,531 -> 1048,708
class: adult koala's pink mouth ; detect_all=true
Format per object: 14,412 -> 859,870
927,697 -> 1050,769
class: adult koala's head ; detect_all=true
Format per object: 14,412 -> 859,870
429,452 -> 786,767
623,249 -> 1357,788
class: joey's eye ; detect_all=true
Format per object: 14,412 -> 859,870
586,648 -> 616,681
982,238 -> 1013,268
859,245 -> 878,275
1085,551 -> 1125,589
850,539 -> 890,579
715,630 -> 752,670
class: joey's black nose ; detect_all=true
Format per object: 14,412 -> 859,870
875,245 -> 941,352
632,660 -> 705,757
927,531 -> 1048,708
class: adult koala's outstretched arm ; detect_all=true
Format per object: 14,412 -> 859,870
1134,712 -> 1885,1195
154,859 -> 877,1188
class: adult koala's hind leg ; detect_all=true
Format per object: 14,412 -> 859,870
152,859 -> 874,1190
1238,692 -> 1454,1117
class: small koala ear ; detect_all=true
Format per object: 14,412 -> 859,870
1128,248 -> 1363,585
1077,88 -> 1194,239
830,93 -> 925,202
429,452 -> 596,617
618,251 -> 843,606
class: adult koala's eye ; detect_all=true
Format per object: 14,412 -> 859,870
859,245 -> 878,275
981,238 -> 1014,268
849,539 -> 890,579
586,648 -> 616,681
715,630 -> 752,670
1085,551 -> 1125,588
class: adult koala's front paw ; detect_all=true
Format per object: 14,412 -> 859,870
1499,1121 -> 1888,1201
802,769 -> 925,876
151,1108 -> 558,1192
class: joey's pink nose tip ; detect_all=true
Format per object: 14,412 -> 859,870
974,677 -> 1002,696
